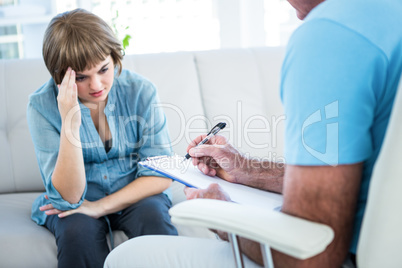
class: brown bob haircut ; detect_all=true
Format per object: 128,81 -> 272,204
43,8 -> 124,85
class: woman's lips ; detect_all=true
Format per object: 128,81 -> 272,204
90,90 -> 104,97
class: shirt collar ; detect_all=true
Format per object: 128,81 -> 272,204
104,80 -> 116,116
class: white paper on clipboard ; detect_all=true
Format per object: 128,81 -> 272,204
139,155 -> 283,211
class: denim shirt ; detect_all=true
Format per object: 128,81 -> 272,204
27,69 -> 172,225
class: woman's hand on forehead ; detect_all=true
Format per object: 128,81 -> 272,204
57,67 -> 81,130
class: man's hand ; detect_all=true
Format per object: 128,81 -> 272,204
187,135 -> 246,183
40,195 -> 104,219
184,183 -> 232,242
184,183 -> 232,201
188,135 -> 285,193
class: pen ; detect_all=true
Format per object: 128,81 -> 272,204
184,122 -> 226,160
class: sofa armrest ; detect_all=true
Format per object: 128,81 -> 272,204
169,199 -> 334,260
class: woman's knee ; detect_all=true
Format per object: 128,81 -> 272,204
47,214 -> 109,267
54,214 -> 108,244
123,194 -> 178,236
137,195 -> 174,221
137,196 -> 169,218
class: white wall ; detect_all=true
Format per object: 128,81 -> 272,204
216,0 -> 265,48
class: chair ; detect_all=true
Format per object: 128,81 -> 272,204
356,75 -> 402,267
169,76 -> 402,268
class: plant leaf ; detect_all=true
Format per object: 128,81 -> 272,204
122,35 -> 132,49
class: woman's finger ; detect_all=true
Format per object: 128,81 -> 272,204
39,203 -> 54,211
67,69 -> 76,97
58,209 -> 77,218
59,67 -> 71,97
45,208 -> 62,215
72,83 -> 78,100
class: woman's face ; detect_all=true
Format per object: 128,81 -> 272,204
75,55 -> 115,106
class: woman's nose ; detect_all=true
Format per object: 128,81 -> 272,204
89,76 -> 102,90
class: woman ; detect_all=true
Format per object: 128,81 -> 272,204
27,8 -> 177,268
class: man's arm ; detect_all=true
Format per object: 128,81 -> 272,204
239,159 -> 285,194
237,163 -> 362,267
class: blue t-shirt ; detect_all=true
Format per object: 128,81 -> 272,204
281,0 -> 402,253
27,69 -> 173,225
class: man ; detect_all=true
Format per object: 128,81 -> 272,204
105,0 -> 402,267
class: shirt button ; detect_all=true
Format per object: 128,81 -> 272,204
104,175 -> 107,179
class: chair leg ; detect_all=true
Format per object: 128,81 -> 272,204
260,243 -> 274,268
228,233 -> 244,268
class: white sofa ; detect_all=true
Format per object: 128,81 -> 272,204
0,47 -> 286,267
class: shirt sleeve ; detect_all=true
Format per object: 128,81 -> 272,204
27,102 -> 85,210
281,19 -> 388,166
133,82 -> 173,178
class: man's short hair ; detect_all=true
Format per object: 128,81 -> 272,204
43,8 -> 123,84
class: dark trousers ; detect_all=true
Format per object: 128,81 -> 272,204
45,193 -> 178,268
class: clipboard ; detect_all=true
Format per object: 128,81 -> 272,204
139,155 -> 283,211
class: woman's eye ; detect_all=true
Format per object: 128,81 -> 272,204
100,68 -> 109,74
76,76 -> 85,82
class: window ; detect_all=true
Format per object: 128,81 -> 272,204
0,25 -> 21,59
0,0 -> 302,59
0,0 -> 54,59
0,0 -> 21,59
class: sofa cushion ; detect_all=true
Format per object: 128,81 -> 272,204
0,191 -> 213,268
0,193 -> 57,268
0,192 -> 143,267
123,53 -> 207,155
0,59 -> 49,193
195,49 -> 272,158
0,61 -> 16,193
252,47 -> 286,159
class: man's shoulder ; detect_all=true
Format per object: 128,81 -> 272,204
308,0 -> 401,22
304,0 -> 402,51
